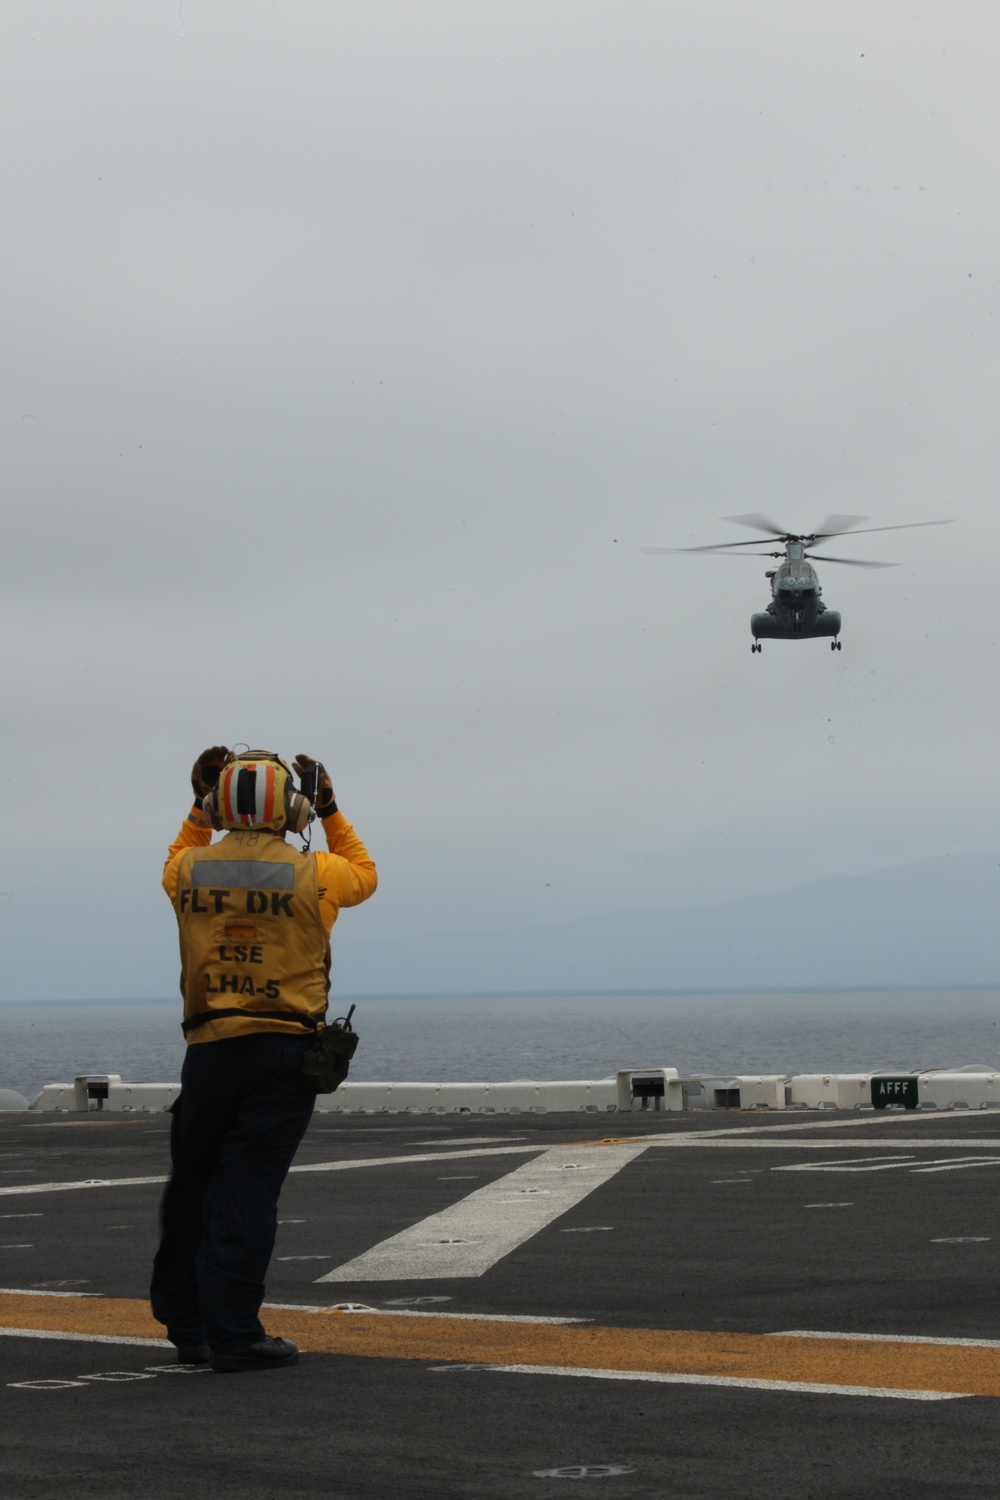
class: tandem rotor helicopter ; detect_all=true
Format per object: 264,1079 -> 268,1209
642,513 -> 952,652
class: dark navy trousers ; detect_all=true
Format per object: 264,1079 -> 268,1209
150,1032 -> 316,1352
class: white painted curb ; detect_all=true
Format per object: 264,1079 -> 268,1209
23,1068 -> 1000,1114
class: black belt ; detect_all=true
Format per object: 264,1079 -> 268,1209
182,1008 -> 320,1036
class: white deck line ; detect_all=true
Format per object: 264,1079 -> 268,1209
644,1109 -> 997,1142
262,1301 -> 586,1323
433,1362 -> 968,1401
0,1287 -> 99,1298
775,1154 -> 1000,1174
3,1122 -> 1000,1199
649,1138 -> 1000,1150
0,1175 -> 169,1197
774,1156 -> 921,1173
315,1143 -> 648,1283
0,1146 -> 542,1198
912,1157 -> 1000,1173
289,1144 -> 542,1175
772,1330 -> 1000,1348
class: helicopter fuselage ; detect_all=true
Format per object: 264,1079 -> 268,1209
751,541 -> 840,642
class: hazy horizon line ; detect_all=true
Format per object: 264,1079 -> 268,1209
1,982 -> 997,1008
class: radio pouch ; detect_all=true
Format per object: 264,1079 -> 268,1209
302,1010 -> 358,1094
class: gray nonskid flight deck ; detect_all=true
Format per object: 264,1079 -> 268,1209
2,1108 -> 1000,1499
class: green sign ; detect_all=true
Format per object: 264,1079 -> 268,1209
871,1076 -> 918,1110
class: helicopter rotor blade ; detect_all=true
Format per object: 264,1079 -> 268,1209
804,552 -> 896,568
642,532 -> 793,552
811,513 -> 867,538
810,518 -> 953,542
723,512 -> 792,538
641,544 -> 785,556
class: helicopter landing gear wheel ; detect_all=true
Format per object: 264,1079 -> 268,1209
751,641 -> 761,653
831,639 -> 842,651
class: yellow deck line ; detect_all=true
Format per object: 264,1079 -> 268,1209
1,1293 -> 997,1396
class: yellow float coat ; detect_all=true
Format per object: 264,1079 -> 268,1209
163,806 -> 377,1043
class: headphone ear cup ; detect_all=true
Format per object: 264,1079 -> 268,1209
202,789 -> 222,830
285,790 -> 311,833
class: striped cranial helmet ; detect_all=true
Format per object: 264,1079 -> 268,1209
207,751 -> 309,832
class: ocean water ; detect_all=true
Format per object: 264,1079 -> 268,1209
1,989 -> 998,1102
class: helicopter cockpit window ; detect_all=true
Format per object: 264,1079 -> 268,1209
781,577 -> 815,599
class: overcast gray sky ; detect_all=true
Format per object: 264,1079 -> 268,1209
2,2 -> 998,1000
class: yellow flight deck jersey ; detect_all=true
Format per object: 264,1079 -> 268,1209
163,806 -> 377,1043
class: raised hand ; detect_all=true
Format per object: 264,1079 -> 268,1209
292,754 -> 337,818
190,746 -> 231,806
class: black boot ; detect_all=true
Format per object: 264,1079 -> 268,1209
212,1335 -> 299,1373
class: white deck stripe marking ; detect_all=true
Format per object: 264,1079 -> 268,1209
4,1132 -> 1000,1199
773,1330 -> 1000,1349
439,1363 -> 967,1401
409,1137 -> 527,1147
0,1146 -> 541,1198
645,1110 -> 998,1140
315,1144 -> 647,1283
908,1156 -> 1000,1166
912,1158 -> 1000,1173
775,1153 -> 1000,1173
290,1145 -> 541,1176
792,1155 -> 915,1166
653,1138 -> 1000,1150
0,1175 -> 168,1198
0,1287 -> 99,1298
0,1328 -> 170,1348
0,1302 -> 584,1336
261,1301 -> 587,1323
775,1157 -> 918,1173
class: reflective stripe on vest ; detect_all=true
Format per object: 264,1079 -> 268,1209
174,831 -> 329,1038
191,860 -> 295,889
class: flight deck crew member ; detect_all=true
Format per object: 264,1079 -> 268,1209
150,746 -> 377,1372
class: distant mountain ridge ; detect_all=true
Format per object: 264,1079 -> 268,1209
332,852 -> 1000,995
